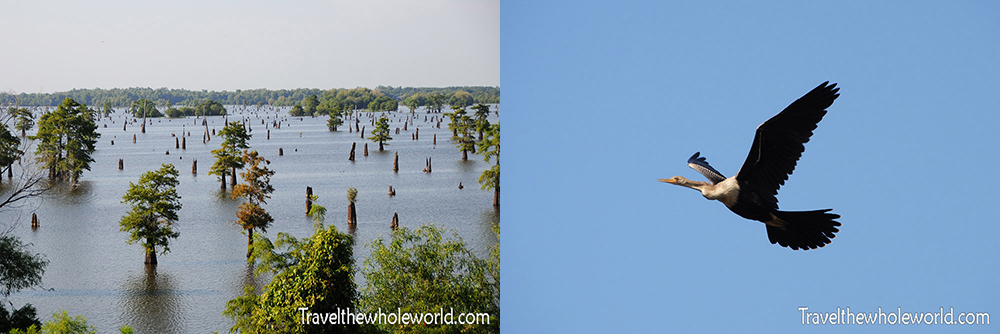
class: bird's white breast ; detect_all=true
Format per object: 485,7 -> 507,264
702,177 -> 740,207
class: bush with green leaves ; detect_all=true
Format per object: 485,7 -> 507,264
360,224 -> 499,334
224,223 -> 357,334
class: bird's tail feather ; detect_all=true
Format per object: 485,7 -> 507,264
766,209 -> 841,250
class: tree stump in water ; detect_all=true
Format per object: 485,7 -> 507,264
347,202 -> 357,225
364,143 -> 368,156
141,123 -> 145,133
31,213 -> 39,229
390,213 -> 398,231
119,159 -> 124,170
175,137 -> 179,149
393,151 -> 399,173
360,126 -> 365,138
133,134 -> 136,143
423,157 -> 432,173
306,186 -> 313,214
279,148 -> 284,156
389,186 -> 395,196
458,182 -> 464,189
415,128 -> 419,140
267,130 -> 270,140
192,159 -> 197,174
349,143 -> 356,161
111,140 -> 114,145
433,134 -> 437,145
182,136 -> 186,149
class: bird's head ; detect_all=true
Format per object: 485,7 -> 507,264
658,176 -> 689,185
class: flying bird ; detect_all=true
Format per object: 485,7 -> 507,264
659,82 -> 841,250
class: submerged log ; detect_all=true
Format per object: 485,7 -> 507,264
390,213 -> 398,231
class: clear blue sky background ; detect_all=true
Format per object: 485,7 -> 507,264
504,1 -> 999,333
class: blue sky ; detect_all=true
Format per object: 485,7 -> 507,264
504,1 -> 1000,333
0,0 -> 499,93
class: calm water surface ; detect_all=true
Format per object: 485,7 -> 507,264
5,106 -> 499,333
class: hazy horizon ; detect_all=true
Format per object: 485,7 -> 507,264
0,0 -> 499,94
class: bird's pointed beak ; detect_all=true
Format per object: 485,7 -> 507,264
658,178 -> 677,184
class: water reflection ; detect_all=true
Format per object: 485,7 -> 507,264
118,266 -> 184,334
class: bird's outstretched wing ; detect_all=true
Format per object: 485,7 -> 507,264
687,152 -> 726,184
735,82 -> 839,205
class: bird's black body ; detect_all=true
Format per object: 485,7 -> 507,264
661,82 -> 842,250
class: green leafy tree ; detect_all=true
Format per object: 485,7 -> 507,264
471,103 -> 491,141
303,94 -> 320,115
101,101 -> 113,116
445,106 -> 476,160
232,150 -> 274,258
210,121 -> 252,189
426,93 -> 446,113
37,310 -> 96,334
195,99 -> 227,116
0,303 -> 41,334
360,224 -> 499,334
119,164 -> 182,265
403,94 -> 422,113
128,99 -> 163,118
30,97 -> 101,183
478,124 -> 500,207
9,107 -> 34,137
448,91 -> 474,108
326,106 -> 343,131
288,104 -> 306,117
224,223 -> 357,334
0,235 -> 47,334
367,117 -> 392,151
163,107 -> 182,118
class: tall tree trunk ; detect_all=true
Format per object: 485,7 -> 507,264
247,228 -> 254,258
220,170 -> 227,189
231,166 -> 238,188
462,149 -> 468,161
379,141 -> 384,152
145,239 -> 157,264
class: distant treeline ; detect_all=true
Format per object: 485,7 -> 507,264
1,86 -> 499,108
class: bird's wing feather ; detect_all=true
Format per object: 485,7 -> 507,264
735,82 -> 839,204
687,152 -> 726,184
